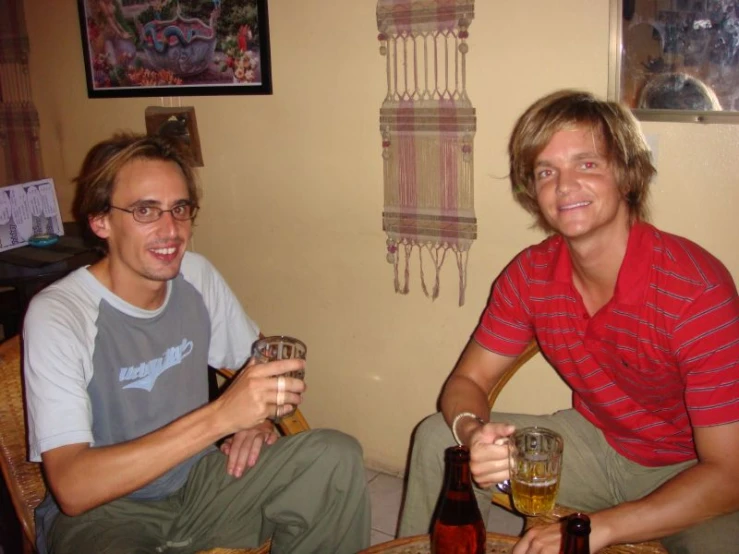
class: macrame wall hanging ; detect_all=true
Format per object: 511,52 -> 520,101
0,0 -> 43,186
377,0 -> 476,306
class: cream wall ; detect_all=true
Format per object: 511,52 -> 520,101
25,1 -> 739,474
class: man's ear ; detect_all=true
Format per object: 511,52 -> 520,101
89,213 -> 110,240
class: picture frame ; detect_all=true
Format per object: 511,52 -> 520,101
145,106 -> 204,166
0,179 -> 64,253
608,0 -> 739,124
77,0 -> 272,98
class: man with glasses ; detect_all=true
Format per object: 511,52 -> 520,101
22,132 -> 370,554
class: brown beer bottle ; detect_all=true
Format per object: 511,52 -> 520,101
561,513 -> 591,554
430,446 -> 485,554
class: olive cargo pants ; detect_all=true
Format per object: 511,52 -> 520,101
48,429 -> 371,554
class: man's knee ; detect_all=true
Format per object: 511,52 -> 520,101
661,511 -> 739,554
413,412 -> 453,454
302,428 -> 364,467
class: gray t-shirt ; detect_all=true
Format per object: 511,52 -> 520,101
23,252 -> 259,552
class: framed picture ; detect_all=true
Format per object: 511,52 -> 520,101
0,179 -> 64,253
145,106 -> 204,166
608,0 -> 739,123
77,0 -> 272,98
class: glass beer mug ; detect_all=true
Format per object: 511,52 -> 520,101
502,426 -> 564,516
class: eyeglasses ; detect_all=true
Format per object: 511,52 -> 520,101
109,203 -> 199,223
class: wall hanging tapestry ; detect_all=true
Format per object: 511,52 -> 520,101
377,0 -> 476,306
0,0 -> 44,187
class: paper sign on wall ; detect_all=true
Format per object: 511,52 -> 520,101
0,179 -> 64,253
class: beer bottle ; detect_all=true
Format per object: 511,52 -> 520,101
431,446 -> 485,554
561,513 -> 591,554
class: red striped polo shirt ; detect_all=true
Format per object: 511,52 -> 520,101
474,222 -> 739,466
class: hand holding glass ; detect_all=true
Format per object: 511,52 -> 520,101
499,426 -> 564,516
252,336 -> 306,421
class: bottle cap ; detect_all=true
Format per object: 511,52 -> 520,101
444,445 -> 471,462
566,513 -> 591,536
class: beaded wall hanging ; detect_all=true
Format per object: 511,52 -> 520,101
377,0 -> 476,306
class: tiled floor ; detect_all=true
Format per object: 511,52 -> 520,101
366,467 -> 524,547
366,469 -> 404,545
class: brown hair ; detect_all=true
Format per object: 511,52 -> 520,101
508,89 -> 655,233
72,132 -> 200,252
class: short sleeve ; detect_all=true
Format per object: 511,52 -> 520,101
674,282 -> 739,427
473,250 -> 536,356
23,289 -> 96,461
180,252 -> 260,370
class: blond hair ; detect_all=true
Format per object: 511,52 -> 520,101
509,89 -> 655,232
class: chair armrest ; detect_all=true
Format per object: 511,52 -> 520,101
487,340 -> 540,409
215,367 -> 236,380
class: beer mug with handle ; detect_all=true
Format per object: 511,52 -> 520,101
498,426 -> 564,516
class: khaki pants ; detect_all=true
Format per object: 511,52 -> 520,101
48,429 -> 371,554
398,410 -> 739,554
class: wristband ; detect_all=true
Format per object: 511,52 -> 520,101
451,412 -> 485,446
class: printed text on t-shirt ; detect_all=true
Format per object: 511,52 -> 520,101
119,339 -> 194,392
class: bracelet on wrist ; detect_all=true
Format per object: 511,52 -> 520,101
451,411 -> 486,446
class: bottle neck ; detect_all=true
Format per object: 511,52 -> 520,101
442,446 -> 474,491
443,455 -> 473,491
562,514 -> 591,554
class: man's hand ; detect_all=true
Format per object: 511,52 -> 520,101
220,421 -> 279,478
440,339 -> 521,489
512,515 -> 608,554
215,357 -> 306,434
467,422 -> 515,489
511,522 -> 563,554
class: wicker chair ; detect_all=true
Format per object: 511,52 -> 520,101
486,340 -> 668,554
0,335 -> 310,554
0,286 -> 21,339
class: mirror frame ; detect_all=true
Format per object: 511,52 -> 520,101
608,0 -> 739,124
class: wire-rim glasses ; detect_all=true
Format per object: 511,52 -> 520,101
109,203 -> 199,223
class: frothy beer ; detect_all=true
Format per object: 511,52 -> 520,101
507,427 -> 564,516
511,477 -> 559,515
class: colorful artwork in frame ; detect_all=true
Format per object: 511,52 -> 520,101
77,0 -> 272,97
